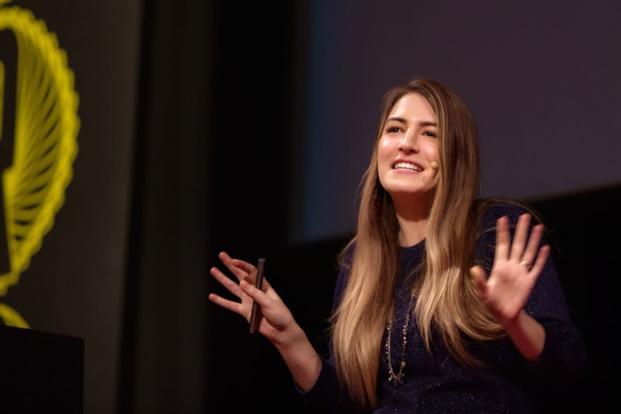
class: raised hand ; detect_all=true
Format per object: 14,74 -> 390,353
470,214 -> 550,327
208,251 -> 298,347
209,251 -> 322,390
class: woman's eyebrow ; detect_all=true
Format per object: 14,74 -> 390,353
386,117 -> 437,127
418,121 -> 437,127
386,116 -> 407,124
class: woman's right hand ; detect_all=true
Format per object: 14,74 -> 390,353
208,251 -> 299,347
209,251 -> 323,391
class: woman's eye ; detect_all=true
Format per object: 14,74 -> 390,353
423,131 -> 437,138
386,126 -> 401,133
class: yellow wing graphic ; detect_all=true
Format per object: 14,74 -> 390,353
0,6 -> 79,325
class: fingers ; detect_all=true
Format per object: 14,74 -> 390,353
510,214 -> 531,261
218,251 -> 253,281
208,293 -> 243,315
210,266 -> 243,298
495,216 -> 510,261
497,214 -> 544,268
470,266 -> 489,298
210,252 -> 273,296
520,224 -> 544,267
240,280 -> 271,308
528,245 -> 550,278
218,251 -> 274,290
221,252 -> 256,273
230,258 -> 256,274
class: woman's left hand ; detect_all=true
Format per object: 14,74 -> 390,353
470,213 -> 550,327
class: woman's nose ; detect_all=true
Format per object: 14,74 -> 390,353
398,130 -> 418,153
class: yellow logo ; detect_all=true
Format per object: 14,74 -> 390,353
0,2 -> 79,327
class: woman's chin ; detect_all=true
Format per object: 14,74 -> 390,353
387,187 -> 434,199
380,176 -> 437,199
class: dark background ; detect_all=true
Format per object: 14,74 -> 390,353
1,0 -> 619,413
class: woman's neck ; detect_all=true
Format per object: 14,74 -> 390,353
392,195 -> 432,247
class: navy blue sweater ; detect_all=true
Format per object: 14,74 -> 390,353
302,203 -> 586,413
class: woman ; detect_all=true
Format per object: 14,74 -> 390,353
208,78 -> 585,413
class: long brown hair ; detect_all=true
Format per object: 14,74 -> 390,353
331,79 -> 503,410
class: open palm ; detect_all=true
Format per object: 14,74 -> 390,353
470,214 -> 550,326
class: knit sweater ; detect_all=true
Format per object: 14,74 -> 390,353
301,202 -> 586,413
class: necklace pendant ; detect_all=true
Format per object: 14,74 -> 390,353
388,372 -> 405,386
385,295 -> 414,387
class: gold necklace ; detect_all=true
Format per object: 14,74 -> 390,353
384,295 -> 414,386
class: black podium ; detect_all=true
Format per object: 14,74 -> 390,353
0,325 -> 83,414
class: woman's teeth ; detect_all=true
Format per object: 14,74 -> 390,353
393,162 -> 422,172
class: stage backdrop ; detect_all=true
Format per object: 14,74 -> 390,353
291,0 -> 621,242
0,1 -> 142,413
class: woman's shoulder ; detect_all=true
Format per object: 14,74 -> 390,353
476,198 -> 540,230
337,239 -> 356,271
330,239 -> 356,310
472,199 -> 542,271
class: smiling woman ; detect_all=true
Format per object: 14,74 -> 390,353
208,78 -> 586,413
378,93 -> 439,205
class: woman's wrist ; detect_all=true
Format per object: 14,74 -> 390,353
500,309 -> 525,332
503,310 -> 545,362
272,320 -> 306,350
273,322 -> 322,392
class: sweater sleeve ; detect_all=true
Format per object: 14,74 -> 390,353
297,244 -> 363,414
475,202 -> 586,386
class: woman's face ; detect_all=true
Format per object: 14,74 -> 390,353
377,93 -> 440,198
